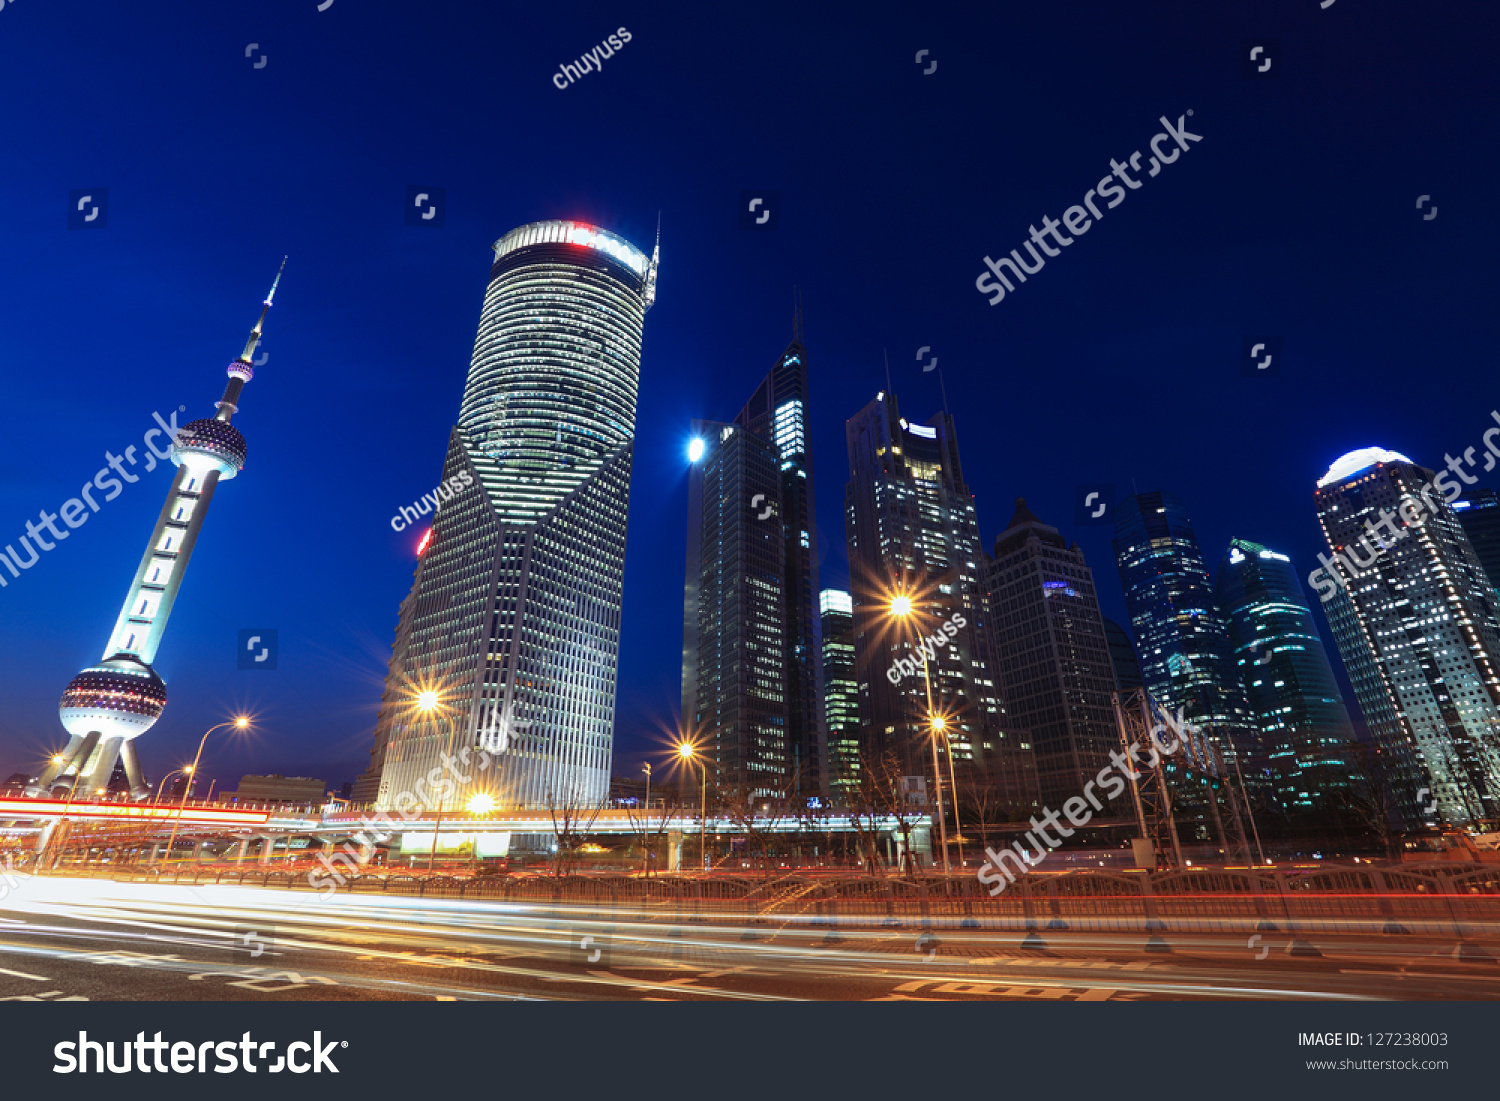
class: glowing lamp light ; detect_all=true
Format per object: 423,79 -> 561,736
467,794 -> 496,815
416,528 -> 434,556
417,690 -> 440,712
890,595 -> 913,618
677,743 -> 695,760
687,438 -> 706,463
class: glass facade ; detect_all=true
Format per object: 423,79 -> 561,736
1111,491 -> 1266,832
370,221 -> 656,813
1215,537 -> 1359,816
680,420 -> 788,798
735,331 -> 825,797
1314,451 -> 1500,827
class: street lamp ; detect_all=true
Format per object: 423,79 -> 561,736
158,717 -> 249,869
678,743 -> 708,871
466,793 -> 496,815
641,761 -> 652,878
418,689 -> 461,873
890,594 -> 952,876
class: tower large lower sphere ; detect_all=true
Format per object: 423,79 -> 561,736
26,264 -> 283,800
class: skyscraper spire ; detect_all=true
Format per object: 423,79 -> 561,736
792,286 -> 803,346
237,255 -> 287,365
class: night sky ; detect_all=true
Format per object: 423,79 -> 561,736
0,1 -> 1495,795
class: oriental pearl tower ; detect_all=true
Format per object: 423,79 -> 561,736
27,261 -> 285,801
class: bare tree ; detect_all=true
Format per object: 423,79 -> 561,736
624,793 -> 682,878
713,764 -> 809,877
1340,744 -> 1403,859
544,786 -> 607,877
955,770 -> 1007,858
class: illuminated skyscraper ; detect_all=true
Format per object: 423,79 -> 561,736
1215,537 -> 1359,816
844,391 -> 1036,810
1111,491 -> 1267,838
680,420 -> 787,796
1313,448 -> 1500,827
734,309 -> 826,796
819,588 -> 862,802
372,221 -> 658,813
28,263 -> 285,800
1112,491 -> 1260,757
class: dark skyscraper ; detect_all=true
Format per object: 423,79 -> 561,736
1455,488 -> 1500,601
844,391 -> 1036,811
733,310 -> 826,797
1103,617 -> 1143,693
680,420 -> 787,796
819,588 -> 862,803
1313,448 -> 1500,827
1215,538 -> 1359,816
986,499 -> 1120,806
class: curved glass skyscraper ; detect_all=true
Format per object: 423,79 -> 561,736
367,220 -> 658,818
1215,537 -> 1358,816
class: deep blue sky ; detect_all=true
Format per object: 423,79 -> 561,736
0,0 -> 1495,793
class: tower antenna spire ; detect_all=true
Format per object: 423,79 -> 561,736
239,256 -> 287,364
792,286 -> 803,345
883,348 -> 893,395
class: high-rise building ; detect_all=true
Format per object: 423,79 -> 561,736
1103,617 -> 1144,692
1112,492 -> 1260,756
819,588 -> 862,802
27,263 -> 285,800
1215,537 -> 1359,816
1454,488 -> 1500,601
1111,492 -> 1266,838
986,499 -> 1120,806
734,310 -> 826,796
680,420 -> 787,796
844,391 -> 1036,810
1313,447 -> 1500,826
371,220 -> 659,813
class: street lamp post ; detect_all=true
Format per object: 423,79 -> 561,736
678,744 -> 708,872
159,717 -> 248,869
642,762 -> 652,878
890,595 -> 952,876
418,690 -> 462,873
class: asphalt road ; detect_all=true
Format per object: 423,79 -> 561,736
1,875 -> 1496,1002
